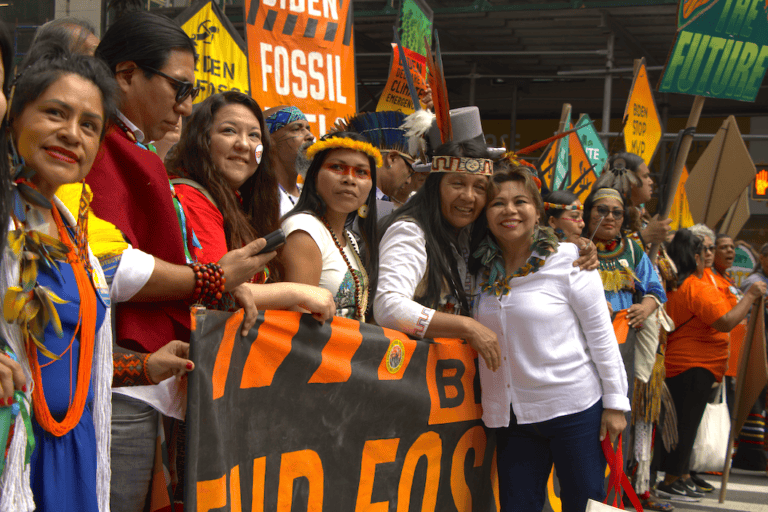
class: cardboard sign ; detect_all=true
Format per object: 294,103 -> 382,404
398,0 -> 433,56
245,0 -> 357,136
658,0 -> 768,102
686,115 -> 756,227
177,0 -> 251,103
376,43 -> 428,113
623,61 -> 662,165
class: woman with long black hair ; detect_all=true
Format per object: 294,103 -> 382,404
374,139 -> 501,368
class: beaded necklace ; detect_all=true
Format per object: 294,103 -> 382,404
475,226 -> 559,297
321,217 -> 368,320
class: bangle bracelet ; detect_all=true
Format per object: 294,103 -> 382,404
189,262 -> 226,307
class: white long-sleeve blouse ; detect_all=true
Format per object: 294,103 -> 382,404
475,243 -> 630,427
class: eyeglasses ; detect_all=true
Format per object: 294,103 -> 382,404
126,66 -> 201,104
704,245 -> 715,252
594,206 -> 624,219
322,162 -> 372,180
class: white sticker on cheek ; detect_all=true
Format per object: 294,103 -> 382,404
254,144 -> 263,165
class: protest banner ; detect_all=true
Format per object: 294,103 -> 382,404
658,0 -> 768,103
177,0 -> 250,103
376,43 -> 428,114
186,309 -> 502,511
623,59 -> 662,165
244,0 -> 356,136
685,115 -> 756,228
398,0 -> 433,56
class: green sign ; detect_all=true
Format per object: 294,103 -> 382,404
553,110 -> 572,190
575,114 -> 607,176
398,0 -> 433,56
658,0 -> 768,102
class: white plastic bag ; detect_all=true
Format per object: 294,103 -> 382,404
690,382 -> 730,473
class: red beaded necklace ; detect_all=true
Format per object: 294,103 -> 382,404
321,217 -> 368,321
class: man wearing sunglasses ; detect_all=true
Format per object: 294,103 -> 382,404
85,12 -> 200,512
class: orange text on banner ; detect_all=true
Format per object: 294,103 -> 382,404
376,43 -> 428,114
245,0 -> 356,136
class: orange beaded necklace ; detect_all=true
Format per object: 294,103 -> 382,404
27,207 -> 98,437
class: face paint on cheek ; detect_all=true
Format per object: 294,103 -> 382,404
254,144 -> 263,165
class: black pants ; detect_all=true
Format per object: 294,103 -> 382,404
657,367 -> 717,477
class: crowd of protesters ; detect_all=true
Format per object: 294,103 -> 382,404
0,11 -> 765,512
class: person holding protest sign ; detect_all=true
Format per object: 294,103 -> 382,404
374,138 -> 502,368
473,164 -> 630,512
264,105 -> 314,216
542,189 -> 584,244
281,132 -> 379,321
87,13 -> 276,512
166,91 -> 335,322
657,230 -> 766,498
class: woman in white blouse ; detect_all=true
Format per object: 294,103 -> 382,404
473,164 -> 629,512
374,139 -> 502,369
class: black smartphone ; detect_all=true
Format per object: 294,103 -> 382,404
257,228 -> 286,254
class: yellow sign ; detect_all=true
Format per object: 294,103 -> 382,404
376,43 -> 428,114
178,1 -> 250,104
622,60 -> 662,165
669,166 -> 694,230
245,0 -> 357,136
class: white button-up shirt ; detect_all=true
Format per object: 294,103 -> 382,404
475,243 -> 630,427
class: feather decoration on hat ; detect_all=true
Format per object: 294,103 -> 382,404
592,156 -> 640,199
342,111 -> 411,156
401,109 -> 435,161
424,33 -> 451,145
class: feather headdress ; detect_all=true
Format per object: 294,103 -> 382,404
336,111 -> 413,159
592,156 -> 640,199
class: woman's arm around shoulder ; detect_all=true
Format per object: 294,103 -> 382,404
374,220 -> 433,336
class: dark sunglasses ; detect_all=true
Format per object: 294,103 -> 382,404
127,66 -> 201,104
594,206 -> 624,219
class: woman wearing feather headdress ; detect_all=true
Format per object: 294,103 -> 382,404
473,164 -> 629,512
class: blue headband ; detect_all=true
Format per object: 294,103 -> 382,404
265,106 -> 307,134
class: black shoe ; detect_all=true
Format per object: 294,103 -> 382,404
689,474 -> 714,493
680,478 -> 706,498
656,480 -> 702,501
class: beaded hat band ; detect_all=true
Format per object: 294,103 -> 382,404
592,188 -> 624,205
544,202 -> 583,211
431,155 -> 493,176
305,138 -> 384,168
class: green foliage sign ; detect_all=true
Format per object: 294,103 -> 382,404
398,0 -> 433,56
658,0 -> 768,102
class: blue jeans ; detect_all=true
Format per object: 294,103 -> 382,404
495,400 -> 606,512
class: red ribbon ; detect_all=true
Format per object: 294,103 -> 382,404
602,434 -> 644,511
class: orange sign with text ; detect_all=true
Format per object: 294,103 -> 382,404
376,43 -> 428,114
244,0 -> 357,136
623,61 -> 662,165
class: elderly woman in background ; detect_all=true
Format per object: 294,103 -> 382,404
656,230 -> 765,499
473,165 -> 629,512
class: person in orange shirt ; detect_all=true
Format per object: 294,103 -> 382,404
656,230 -> 765,499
